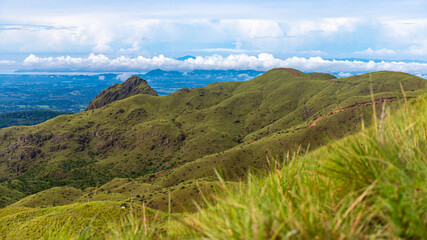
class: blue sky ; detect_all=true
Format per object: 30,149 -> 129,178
0,0 -> 427,74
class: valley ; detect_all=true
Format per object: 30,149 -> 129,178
0,68 -> 425,239
0,70 -> 263,113
0,68 -> 424,206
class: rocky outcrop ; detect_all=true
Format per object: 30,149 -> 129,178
85,76 -> 157,111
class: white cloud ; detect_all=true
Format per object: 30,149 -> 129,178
0,1 -> 426,62
0,60 -> 16,73
0,24 -> 87,52
0,18 -> 361,55
219,20 -> 284,39
298,50 -> 328,56
0,60 -> 15,65
407,40 -> 427,56
20,53 -> 427,75
382,19 -> 427,38
286,18 -> 358,36
354,48 -> 396,57
119,41 -> 141,53
382,19 -> 427,56
92,44 -> 113,53
2,16 -> 427,60
337,72 -> 353,78
115,72 -> 134,81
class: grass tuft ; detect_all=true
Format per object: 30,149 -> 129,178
181,95 -> 427,239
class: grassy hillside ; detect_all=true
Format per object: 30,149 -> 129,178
0,69 -> 425,210
0,185 -> 24,208
181,95 -> 427,239
9,177 -> 218,212
0,201 -> 167,239
1,94 -> 425,240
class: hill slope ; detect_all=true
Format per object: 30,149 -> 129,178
0,69 -> 425,209
181,94 -> 427,239
1,94 -> 425,240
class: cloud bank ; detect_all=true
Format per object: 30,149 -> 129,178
20,53 -> 427,75
0,60 -> 15,65
1,1 -> 427,64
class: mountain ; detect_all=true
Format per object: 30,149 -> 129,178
0,70 -> 264,113
85,76 -> 158,110
0,88 -> 425,240
173,94 -> 427,239
143,69 -> 183,77
0,68 -> 425,211
0,73 -> 122,113
140,69 -> 264,95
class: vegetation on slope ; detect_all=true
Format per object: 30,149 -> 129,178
0,201 -> 167,239
9,177 -> 218,212
182,95 -> 427,239
0,185 -> 24,208
0,69 -> 424,211
1,95 -> 424,240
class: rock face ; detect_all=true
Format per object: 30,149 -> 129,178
85,76 -> 157,111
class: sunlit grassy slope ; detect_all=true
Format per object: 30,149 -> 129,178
9,178 -> 219,212
0,69 -> 425,210
1,94 -> 425,240
0,201 -> 167,239
180,95 -> 427,239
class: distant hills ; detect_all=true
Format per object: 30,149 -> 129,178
0,70 -> 264,113
0,110 -> 71,128
0,68 -> 424,211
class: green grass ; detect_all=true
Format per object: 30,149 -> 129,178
0,96 -> 427,239
0,185 -> 25,208
21,94 -> 427,239
0,69 -> 425,213
0,201 -> 167,240
8,177 -> 220,213
181,95 -> 427,239
0,94 -> 425,239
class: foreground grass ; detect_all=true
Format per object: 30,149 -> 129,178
2,95 -> 426,239
182,96 -> 426,239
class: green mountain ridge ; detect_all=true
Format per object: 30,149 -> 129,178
85,76 -> 158,111
0,92 -> 425,240
0,68 -> 425,210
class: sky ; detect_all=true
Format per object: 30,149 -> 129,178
0,0 -> 427,75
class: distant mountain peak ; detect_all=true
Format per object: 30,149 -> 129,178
85,76 -> 157,111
